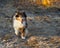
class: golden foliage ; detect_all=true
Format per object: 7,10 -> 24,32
42,0 -> 51,7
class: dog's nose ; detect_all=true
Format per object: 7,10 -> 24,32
21,18 -> 25,23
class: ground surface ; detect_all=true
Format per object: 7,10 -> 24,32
0,12 -> 60,48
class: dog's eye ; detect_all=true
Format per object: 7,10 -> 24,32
16,15 -> 19,17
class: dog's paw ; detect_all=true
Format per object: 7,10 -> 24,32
21,36 -> 26,40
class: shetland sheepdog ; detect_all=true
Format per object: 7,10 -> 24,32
13,11 -> 28,39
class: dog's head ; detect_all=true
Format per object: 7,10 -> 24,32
13,11 -> 27,27
13,11 -> 27,21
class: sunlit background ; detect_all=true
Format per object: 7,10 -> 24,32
13,0 -> 60,7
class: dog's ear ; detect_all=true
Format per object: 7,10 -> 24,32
22,12 -> 27,17
12,11 -> 17,18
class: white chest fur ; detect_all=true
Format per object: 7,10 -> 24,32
13,19 -> 26,28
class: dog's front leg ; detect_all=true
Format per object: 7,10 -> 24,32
19,28 -> 26,39
14,28 -> 19,36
